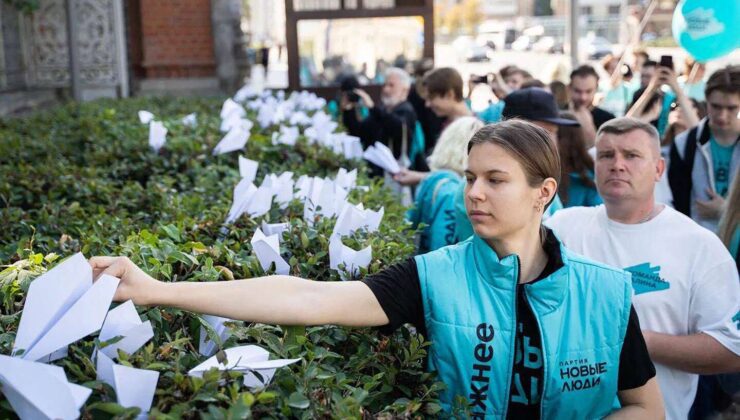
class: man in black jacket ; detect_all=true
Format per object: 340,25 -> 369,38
341,67 -> 420,172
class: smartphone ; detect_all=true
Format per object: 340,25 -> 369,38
659,55 -> 674,70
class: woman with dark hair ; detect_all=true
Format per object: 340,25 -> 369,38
556,111 -> 603,207
90,120 -> 663,418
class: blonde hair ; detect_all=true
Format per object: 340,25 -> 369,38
718,170 -> 740,249
427,116 -> 484,174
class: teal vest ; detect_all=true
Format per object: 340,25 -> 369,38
406,170 -> 463,253
414,235 -> 632,418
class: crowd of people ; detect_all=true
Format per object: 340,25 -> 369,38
93,53 -> 738,419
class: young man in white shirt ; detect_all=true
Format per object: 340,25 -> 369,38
546,117 -> 740,420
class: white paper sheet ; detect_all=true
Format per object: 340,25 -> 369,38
250,228 -> 290,275
148,121 -> 167,153
0,355 -> 92,420
98,300 -> 153,359
188,345 -> 299,389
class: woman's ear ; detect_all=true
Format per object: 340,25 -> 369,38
540,177 -> 558,205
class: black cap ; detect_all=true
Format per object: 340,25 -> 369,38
502,87 -> 579,126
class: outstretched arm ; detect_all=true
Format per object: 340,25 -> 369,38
89,256 -> 390,327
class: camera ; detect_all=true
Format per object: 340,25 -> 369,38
339,75 -> 361,103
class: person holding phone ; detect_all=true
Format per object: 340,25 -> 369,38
627,56 -> 699,139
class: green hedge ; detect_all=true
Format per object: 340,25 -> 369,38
0,97 -> 453,418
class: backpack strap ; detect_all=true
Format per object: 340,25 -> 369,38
668,125 -> 699,216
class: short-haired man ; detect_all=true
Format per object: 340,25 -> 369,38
569,64 -> 616,147
547,117 -> 740,420
669,65 -> 740,233
342,67 -> 418,166
421,67 -> 473,125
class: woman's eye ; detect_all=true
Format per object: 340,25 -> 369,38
465,177 -> 474,184
488,178 -> 502,184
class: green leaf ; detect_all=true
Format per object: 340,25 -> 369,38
287,391 -> 310,409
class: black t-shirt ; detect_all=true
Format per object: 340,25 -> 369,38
361,234 -> 655,416
591,106 -> 616,130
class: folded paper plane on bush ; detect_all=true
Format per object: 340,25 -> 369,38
138,110 -> 154,125
188,345 -> 300,389
12,253 -> 120,362
329,235 -> 372,281
148,121 -> 167,152
96,352 -> 158,418
0,355 -> 92,420
198,315 -> 233,357
182,113 -> 197,128
250,228 -> 290,275
213,126 -> 250,155
97,300 -> 153,359
238,156 -> 259,184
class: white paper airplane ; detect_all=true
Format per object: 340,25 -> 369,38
363,142 -> 401,174
12,253 -> 120,362
329,235 -> 372,281
238,156 -> 259,184
148,121 -> 167,153
213,126 -> 250,155
98,300 -> 153,359
0,355 -> 92,420
250,228 -> 290,275
138,110 -> 154,125
332,203 -> 384,238
198,315 -> 233,357
182,113 -> 197,128
96,352 -> 158,418
188,345 -> 300,389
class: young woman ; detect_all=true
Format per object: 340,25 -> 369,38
556,111 -> 603,207
90,120 -> 664,419
406,116 -> 484,253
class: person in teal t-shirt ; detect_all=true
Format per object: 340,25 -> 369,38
710,136 -> 735,197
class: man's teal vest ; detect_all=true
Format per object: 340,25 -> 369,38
414,235 -> 632,418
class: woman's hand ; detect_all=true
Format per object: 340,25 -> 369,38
393,169 -> 428,186
89,256 -> 164,306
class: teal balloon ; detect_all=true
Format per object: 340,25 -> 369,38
672,0 -> 740,62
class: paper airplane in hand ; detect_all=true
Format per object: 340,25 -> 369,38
149,121 -> 167,153
250,228 -> 290,275
96,352 -> 158,418
198,315 -> 234,357
329,235 -> 372,281
0,355 -> 92,420
363,142 -> 400,174
98,300 -> 153,359
188,345 -> 300,389
12,253 -> 120,362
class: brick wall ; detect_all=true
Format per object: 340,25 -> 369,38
138,0 -> 216,78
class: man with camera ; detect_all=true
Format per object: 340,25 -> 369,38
341,67 -> 419,172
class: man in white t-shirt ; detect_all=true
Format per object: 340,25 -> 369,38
546,117 -> 740,420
